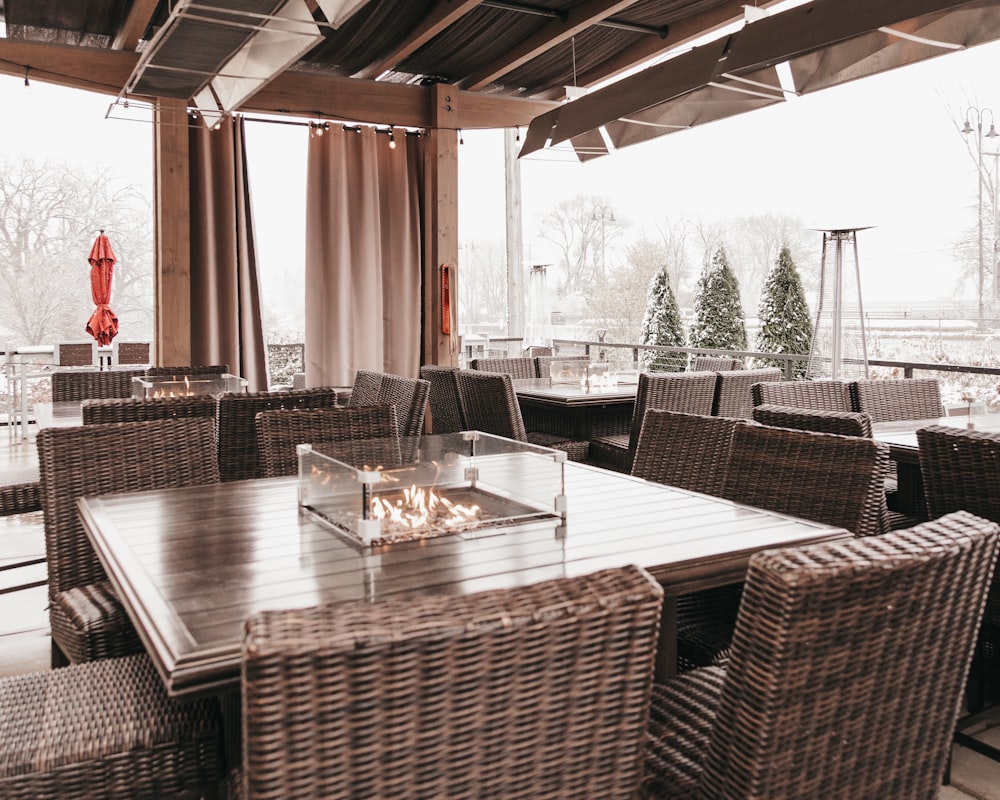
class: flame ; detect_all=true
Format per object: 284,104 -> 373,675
370,484 -> 481,533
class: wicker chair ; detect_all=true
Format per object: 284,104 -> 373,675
0,653 -> 226,799
675,423 -> 891,672
918,424 -> 1000,742
455,369 -> 590,460
233,566 -> 663,800
469,355 -> 537,379
643,511 -> 1000,800
589,371 -> 719,473
51,368 -> 145,402
751,403 -> 910,532
631,410 -> 747,497
256,406 -> 401,478
145,364 -> 230,378
81,395 -> 218,426
711,366 -> 782,419
347,370 -> 430,439
54,341 -> 98,367
111,340 -> 151,367
217,387 -> 341,482
750,378 -> 852,411
419,365 -> 467,434
850,377 -> 944,423
36,417 -> 220,666
690,355 -> 741,372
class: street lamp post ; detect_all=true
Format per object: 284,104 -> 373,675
592,205 -> 614,275
961,107 -> 999,323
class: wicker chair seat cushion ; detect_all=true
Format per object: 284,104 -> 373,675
588,433 -> 630,471
643,666 -> 726,800
0,654 -> 225,799
526,432 -> 590,461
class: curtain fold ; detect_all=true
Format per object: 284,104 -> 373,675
305,125 -> 424,387
189,115 -> 268,391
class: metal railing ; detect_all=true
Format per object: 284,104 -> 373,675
551,339 -> 1000,383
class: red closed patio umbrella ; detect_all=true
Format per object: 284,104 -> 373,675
85,230 -> 119,346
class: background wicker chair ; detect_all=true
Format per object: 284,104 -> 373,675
468,355 -> 537,379
690,355 -> 742,371
644,512 -> 1000,800
111,340 -> 151,367
233,566 -> 662,800
918,424 -> 1000,752
54,341 -> 98,367
419,365 -> 467,434
456,369 -> 590,460
36,417 -> 220,666
0,653 -> 226,799
630,410 -> 747,497
589,371 -> 719,473
711,366 -> 782,419
750,378 -> 852,411
217,387 -> 341,482
347,370 -> 430,439
675,423 -> 891,672
849,377 -> 944,422
256,405 -> 401,478
51,368 -> 145,401
81,395 -> 219,426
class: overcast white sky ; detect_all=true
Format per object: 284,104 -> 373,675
4,35 -> 1000,311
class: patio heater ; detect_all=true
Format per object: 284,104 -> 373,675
805,227 -> 871,381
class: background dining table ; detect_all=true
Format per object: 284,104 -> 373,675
78,460 -> 849,698
513,377 -> 638,440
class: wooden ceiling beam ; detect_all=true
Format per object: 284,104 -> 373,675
463,0 -> 639,92
0,39 -> 556,129
352,0 -> 483,80
112,0 -> 160,51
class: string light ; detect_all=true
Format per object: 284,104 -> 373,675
388,126 -> 396,149
515,125 -> 520,142
458,128 -> 464,145
23,66 -> 30,91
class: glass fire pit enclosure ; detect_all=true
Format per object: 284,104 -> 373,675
297,431 -> 567,548
131,373 -> 248,399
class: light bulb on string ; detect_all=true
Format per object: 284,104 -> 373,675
23,66 -> 31,92
388,126 -> 396,149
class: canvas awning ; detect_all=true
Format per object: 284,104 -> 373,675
521,0 -> 1000,161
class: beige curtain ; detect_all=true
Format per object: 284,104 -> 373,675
188,115 -> 269,391
305,125 -> 424,387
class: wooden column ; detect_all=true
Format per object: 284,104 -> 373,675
422,83 -> 460,367
153,98 -> 191,366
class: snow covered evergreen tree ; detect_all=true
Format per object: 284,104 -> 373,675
688,246 -> 747,354
756,244 -> 813,377
639,266 -> 686,371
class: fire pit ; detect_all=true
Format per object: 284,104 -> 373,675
297,431 -> 567,548
131,373 -> 248,399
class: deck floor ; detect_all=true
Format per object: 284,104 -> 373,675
2,423 -> 1000,796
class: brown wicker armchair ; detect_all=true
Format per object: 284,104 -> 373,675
419,365 -> 467,434
145,364 -> 230,378
51,368 -> 145,402
918,424 -> 1000,756
469,355 -> 537,379
455,368 -> 590,460
217,388 -> 341,482
256,405 -> 401,478
630,410 -> 747,497
348,370 -> 430,439
0,653 -> 226,799
233,566 -> 663,800
689,355 -> 742,371
711,367 -> 782,419
589,371 -> 719,473
81,395 -> 219,426
750,378 -> 852,411
36,417 -> 220,666
643,512 -> 1000,799
850,377 -> 944,422
676,423 -> 891,671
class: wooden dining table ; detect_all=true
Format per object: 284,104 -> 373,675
872,413 -> 1000,518
78,461 -> 849,698
513,377 -> 638,440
